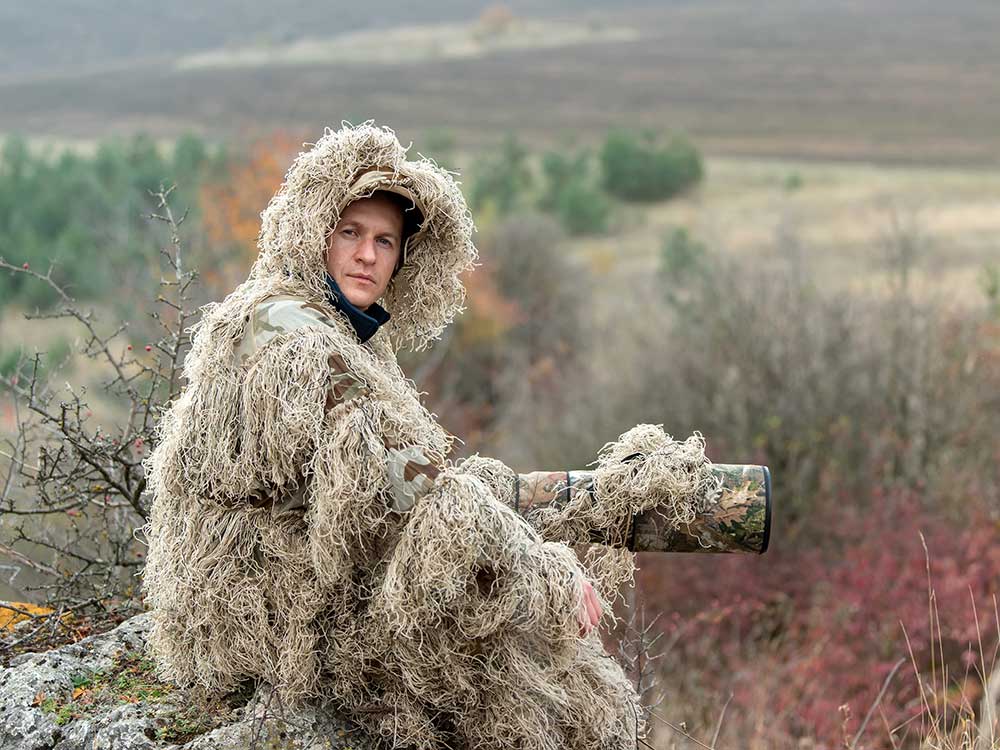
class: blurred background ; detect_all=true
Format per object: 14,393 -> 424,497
1,1 -> 998,748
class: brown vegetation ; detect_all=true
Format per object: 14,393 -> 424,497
199,131 -> 305,286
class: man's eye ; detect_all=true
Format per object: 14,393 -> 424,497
342,229 -> 356,237
378,238 -> 395,248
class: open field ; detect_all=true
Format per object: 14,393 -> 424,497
175,18 -> 638,71
3,1 -> 1000,165
0,0 -> 632,79
575,157 -> 1000,303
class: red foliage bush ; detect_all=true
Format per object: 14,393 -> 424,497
637,484 -> 1000,747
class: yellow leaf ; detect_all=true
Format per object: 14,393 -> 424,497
0,602 -> 55,632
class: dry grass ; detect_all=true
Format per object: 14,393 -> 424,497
575,156 -> 1000,304
176,18 -> 638,71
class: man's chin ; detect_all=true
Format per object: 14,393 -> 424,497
342,288 -> 374,310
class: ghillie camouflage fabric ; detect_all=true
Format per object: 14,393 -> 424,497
507,464 -> 770,554
142,123 -> 717,749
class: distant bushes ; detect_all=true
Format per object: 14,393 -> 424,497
469,128 -> 704,237
469,134 -> 533,217
648,225 -> 1000,523
537,149 -> 610,236
0,128 -> 703,314
658,226 -> 709,308
0,133 -> 220,310
600,129 -> 703,202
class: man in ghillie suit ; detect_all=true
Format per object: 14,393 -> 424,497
143,122 -> 719,749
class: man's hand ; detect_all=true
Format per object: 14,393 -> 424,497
576,578 -> 603,637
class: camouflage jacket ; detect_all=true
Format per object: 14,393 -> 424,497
231,295 -> 632,523
234,294 -> 442,516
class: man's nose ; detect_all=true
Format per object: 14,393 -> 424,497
355,236 -> 377,263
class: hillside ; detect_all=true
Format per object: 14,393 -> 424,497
2,0 -> 1000,165
0,0 -> 642,78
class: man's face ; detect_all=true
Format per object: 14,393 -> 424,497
325,194 -> 404,310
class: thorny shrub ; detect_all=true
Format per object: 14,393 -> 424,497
0,186 -> 197,657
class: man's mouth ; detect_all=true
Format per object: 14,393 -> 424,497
349,274 -> 375,285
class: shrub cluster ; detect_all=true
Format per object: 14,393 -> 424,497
469,129 -> 704,237
638,485 -> 999,747
599,129 -> 703,202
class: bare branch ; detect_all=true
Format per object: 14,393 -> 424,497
0,183 -> 199,634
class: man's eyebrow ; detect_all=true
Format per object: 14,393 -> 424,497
335,219 -> 400,240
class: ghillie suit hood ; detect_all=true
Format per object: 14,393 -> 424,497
143,123 -> 709,748
216,121 -> 477,355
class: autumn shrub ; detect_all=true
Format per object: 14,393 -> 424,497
637,482 -> 1000,748
408,213 -> 590,453
648,227 -> 1000,526
198,130 -> 305,292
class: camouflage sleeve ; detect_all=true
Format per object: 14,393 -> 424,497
321,354 -> 443,513
513,471 -> 589,515
235,295 -> 341,367
451,457 -> 576,518
236,296 -> 443,514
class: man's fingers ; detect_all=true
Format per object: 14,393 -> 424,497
584,590 -> 596,626
577,581 -> 591,635
586,587 -> 602,626
576,579 -> 603,636
590,589 -> 604,628
577,592 -> 589,629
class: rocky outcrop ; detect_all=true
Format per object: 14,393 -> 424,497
0,615 -> 379,750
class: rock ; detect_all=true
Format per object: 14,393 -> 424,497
0,615 -> 380,750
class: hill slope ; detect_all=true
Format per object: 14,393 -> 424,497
2,0 -> 999,165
